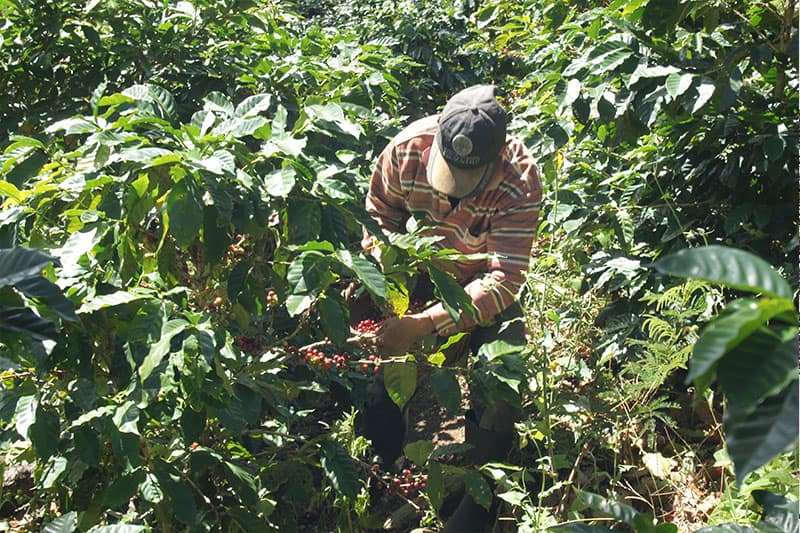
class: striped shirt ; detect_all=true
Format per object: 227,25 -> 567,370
362,115 -> 542,336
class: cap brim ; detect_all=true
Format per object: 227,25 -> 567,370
427,141 -> 492,199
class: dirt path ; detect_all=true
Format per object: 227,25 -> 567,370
405,362 -> 470,449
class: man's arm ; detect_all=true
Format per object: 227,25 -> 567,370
361,142 -> 410,256
422,148 -> 542,337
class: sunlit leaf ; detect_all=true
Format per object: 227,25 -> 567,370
335,250 -> 387,302
234,93 -> 272,118
687,298 -> 795,384
578,491 -> 640,524
41,510 -> 77,533
404,440 -> 435,467
383,361 -> 417,409
264,166 -> 296,197
654,246 -> 791,299
204,91 -> 234,117
665,72 -> 693,98
139,319 -> 189,381
77,290 -> 153,314
14,394 -> 37,438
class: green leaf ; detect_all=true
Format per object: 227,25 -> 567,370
103,471 -> 143,507
69,405 -> 116,429
139,319 -> 189,381
632,513 -> 659,532
578,491 -> 640,524
227,261 -> 251,304
88,525 -> 149,533
692,78 -> 716,114
119,84 -> 176,121
113,401 -> 140,435
725,379 -> 799,486
111,431 -> 143,473
556,78 -> 581,108
262,132 -> 307,157
15,276 -> 76,321
264,166 -> 296,197
688,299 -> 795,384
143,84 -> 177,121
14,394 -> 37,438
45,117 -> 98,135
285,251 -> 334,316
549,524 -> 616,532
225,462 -> 259,506
139,473 -> 164,503
204,92 -> 234,117
0,247 -> 58,288
165,178 -> 203,248
0,305 -> 58,340
753,490 -> 799,533
320,440 -> 360,499
464,469 -> 492,510
335,250 -> 387,302
654,524 -> 678,533
477,339 -> 523,362
287,199 -> 321,243
190,150 -> 235,176
77,290 -> 153,314
41,511 -> 77,533
383,361 -> 417,409
180,407 -> 205,444
404,440 -> 435,467
694,526 -> 772,533
41,456 -> 69,489
595,48 -> 633,74
430,443 -> 474,460
428,264 -> 475,322
234,94 -> 272,118
29,406 -> 60,459
319,293 -> 349,344
426,462 -> 444,511
718,331 -> 798,418
162,479 -> 199,525
429,368 -> 461,413
665,72 -> 693,98
654,246 -> 792,299
497,489 -> 528,506
641,0 -> 682,35
117,147 -> 173,166
304,103 -> 363,139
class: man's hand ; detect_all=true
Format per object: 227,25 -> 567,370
374,313 -> 435,357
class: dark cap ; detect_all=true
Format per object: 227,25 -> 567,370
427,84 -> 508,198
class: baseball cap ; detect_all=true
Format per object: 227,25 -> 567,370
427,84 -> 507,199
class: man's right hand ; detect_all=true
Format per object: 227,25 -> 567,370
372,313 -> 435,357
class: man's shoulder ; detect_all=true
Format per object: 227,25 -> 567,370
392,115 -> 438,146
493,136 -> 541,204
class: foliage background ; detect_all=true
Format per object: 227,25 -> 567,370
0,0 -> 797,531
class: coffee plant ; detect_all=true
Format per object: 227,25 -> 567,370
0,0 -> 797,531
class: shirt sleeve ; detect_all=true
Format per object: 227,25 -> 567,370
361,141 -> 410,255
423,148 -> 542,336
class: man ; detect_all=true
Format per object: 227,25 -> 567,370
360,84 -> 542,531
